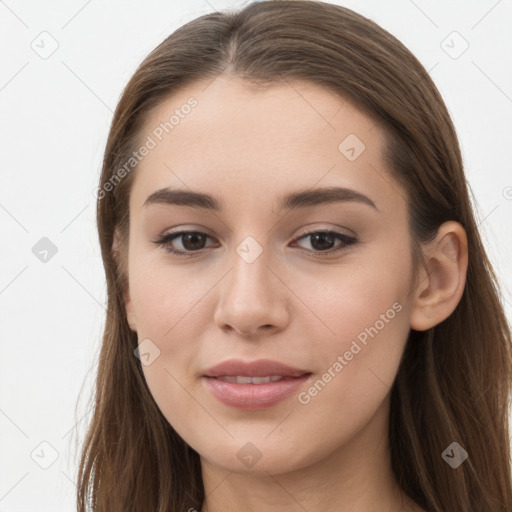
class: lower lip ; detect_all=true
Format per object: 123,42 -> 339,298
203,374 -> 312,410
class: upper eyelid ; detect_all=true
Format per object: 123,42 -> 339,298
162,223 -> 356,239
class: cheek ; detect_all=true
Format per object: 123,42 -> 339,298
128,250 -> 213,339
296,247 -> 412,345
141,361 -> 202,440
301,286 -> 409,406
295,246 -> 413,402
128,255 -> 214,437
291,276 -> 411,461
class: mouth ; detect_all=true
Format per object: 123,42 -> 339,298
202,359 -> 312,409
203,358 -> 310,379
212,375 -> 302,384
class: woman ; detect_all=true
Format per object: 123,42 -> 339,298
77,1 -> 512,511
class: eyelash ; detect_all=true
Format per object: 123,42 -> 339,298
152,229 -> 357,257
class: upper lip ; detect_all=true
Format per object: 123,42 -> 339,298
203,358 -> 311,378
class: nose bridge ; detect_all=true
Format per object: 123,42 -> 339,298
213,232 -> 288,335
227,233 -> 274,305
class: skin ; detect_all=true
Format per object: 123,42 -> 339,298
118,75 -> 468,512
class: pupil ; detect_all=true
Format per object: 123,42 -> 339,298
311,233 -> 334,251
183,232 -> 205,250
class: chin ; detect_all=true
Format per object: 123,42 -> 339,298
197,437 -> 321,477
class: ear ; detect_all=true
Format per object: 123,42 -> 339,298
409,221 -> 468,331
112,227 -> 138,332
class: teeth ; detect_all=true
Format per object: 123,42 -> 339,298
216,375 -> 284,384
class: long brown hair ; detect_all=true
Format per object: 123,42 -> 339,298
76,1 -> 512,510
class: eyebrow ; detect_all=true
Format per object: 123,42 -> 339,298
143,186 -> 378,212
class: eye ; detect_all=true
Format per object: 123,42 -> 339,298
152,231 -> 217,255
291,229 -> 357,255
152,229 -> 357,257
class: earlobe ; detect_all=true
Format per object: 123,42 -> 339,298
410,221 -> 468,331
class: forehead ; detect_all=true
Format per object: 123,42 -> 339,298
129,76 -> 402,216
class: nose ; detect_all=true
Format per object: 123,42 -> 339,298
213,247 -> 290,337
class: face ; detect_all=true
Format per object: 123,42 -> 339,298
122,76 -> 416,475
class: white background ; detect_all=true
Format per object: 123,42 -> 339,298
1,0 -> 511,510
